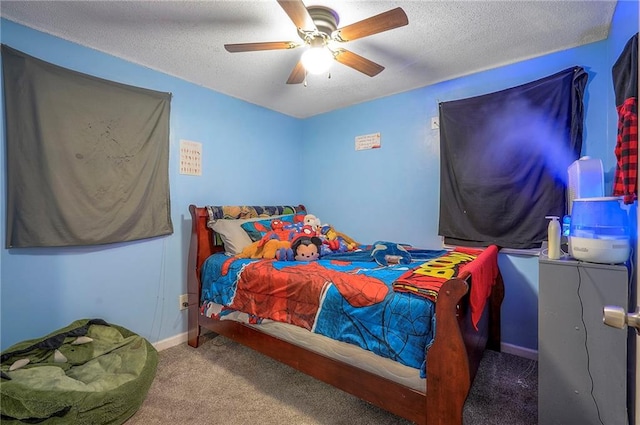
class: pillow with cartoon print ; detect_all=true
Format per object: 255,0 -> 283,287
241,213 -> 306,242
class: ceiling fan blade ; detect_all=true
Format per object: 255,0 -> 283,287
333,7 -> 408,42
277,0 -> 317,32
334,49 -> 384,77
224,41 -> 300,53
286,60 -> 306,84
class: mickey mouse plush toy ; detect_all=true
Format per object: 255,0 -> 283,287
291,231 -> 322,261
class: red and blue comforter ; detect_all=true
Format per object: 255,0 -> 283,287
200,253 -> 443,375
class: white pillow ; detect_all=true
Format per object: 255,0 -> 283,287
209,215 -> 286,255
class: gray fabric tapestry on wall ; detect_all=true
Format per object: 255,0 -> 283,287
2,45 -> 173,248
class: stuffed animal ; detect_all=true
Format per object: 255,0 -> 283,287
261,239 -> 291,259
370,241 -> 412,265
260,219 -> 295,242
275,246 -> 294,261
320,225 -> 359,251
238,238 -> 291,259
291,233 -> 322,261
303,214 -> 322,232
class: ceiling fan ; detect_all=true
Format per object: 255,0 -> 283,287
224,0 -> 408,84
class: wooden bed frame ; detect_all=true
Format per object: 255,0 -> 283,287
187,204 -> 505,425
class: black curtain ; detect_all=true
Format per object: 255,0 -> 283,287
3,45 -> 173,248
438,67 -> 588,249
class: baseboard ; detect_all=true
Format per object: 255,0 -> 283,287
152,331 -> 188,352
500,342 -> 538,361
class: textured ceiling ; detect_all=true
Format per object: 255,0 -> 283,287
0,0 -> 618,118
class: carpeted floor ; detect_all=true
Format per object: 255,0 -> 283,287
126,334 -> 537,424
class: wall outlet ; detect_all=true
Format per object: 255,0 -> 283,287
179,294 -> 188,310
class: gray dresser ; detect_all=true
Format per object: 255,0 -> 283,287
538,252 -> 630,425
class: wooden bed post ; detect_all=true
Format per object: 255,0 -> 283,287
187,205 -> 220,347
425,277 -> 471,425
187,205 -> 202,347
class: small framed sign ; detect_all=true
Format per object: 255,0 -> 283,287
179,139 -> 202,176
355,133 -> 381,151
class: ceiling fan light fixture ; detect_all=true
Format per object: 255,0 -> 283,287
306,6 -> 339,36
224,1 -> 408,84
301,45 -> 333,74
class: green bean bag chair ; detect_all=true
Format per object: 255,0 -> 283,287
0,319 -> 158,424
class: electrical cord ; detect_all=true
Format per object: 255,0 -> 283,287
576,264 -> 605,425
627,245 -> 636,309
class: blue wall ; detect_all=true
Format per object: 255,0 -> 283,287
0,19 -> 303,349
1,1 -> 637,352
300,0 -> 638,351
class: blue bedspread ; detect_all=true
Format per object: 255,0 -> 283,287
200,252 -> 444,376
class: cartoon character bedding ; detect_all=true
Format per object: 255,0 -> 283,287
199,243 -> 499,378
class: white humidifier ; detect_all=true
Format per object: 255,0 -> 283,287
567,157 -> 604,214
569,197 -> 631,264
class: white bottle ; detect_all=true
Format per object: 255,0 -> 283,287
545,216 -> 561,260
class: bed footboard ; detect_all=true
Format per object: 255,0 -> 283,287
425,270 -> 503,425
426,276 -> 471,424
